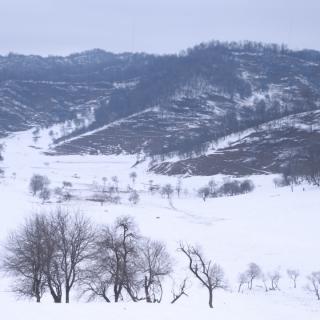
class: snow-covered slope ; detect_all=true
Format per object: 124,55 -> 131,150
149,110 -> 320,176
0,127 -> 319,319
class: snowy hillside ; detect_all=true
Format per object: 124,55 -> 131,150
1,42 -> 320,171
0,127 -> 319,319
150,109 -> 320,176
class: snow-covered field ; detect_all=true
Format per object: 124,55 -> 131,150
0,128 -> 319,319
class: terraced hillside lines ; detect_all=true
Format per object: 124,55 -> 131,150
52,43 -> 320,159
1,42 -> 320,174
149,110 -> 320,176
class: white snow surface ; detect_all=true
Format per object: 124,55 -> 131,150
0,127 -> 319,319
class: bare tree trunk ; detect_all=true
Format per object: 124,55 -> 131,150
144,276 -> 151,303
208,289 -> 213,308
65,286 -> 70,303
52,293 -> 62,303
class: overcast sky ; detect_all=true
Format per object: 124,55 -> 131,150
0,0 -> 319,56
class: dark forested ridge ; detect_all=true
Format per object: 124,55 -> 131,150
1,41 -> 320,175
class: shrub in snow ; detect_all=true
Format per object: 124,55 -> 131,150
39,187 -> 51,204
240,179 -> 255,193
29,174 -> 50,196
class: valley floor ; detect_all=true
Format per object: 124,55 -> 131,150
0,129 -> 319,319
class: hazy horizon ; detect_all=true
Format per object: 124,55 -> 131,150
0,0 -> 319,56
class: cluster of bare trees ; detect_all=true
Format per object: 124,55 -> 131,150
1,211 -> 174,304
151,179 -> 184,200
238,263 -> 282,292
91,173 -> 140,206
29,174 -> 51,203
28,172 -> 142,206
2,209 -> 94,303
3,213 -> 320,308
236,262 -> 320,300
198,178 -> 255,201
82,216 -> 171,304
276,147 -> 320,190
1,210 -> 230,308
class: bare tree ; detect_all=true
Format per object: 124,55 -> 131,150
2,214 -> 48,302
261,273 -> 269,292
237,272 -> 248,293
41,217 -> 64,303
161,184 -> 174,199
268,270 -> 281,290
102,177 -> 108,192
208,179 -> 217,196
175,179 -> 182,198
171,278 -> 188,304
128,190 -> 140,205
287,269 -> 300,289
0,143 -> 4,162
129,172 -> 137,185
53,208 -> 95,303
111,176 -> 119,192
306,272 -> 320,300
95,216 -> 141,302
304,147 -> 320,187
139,239 -> 172,303
198,186 -> 210,202
179,243 -> 227,308
29,174 -> 50,196
245,263 -> 262,290
80,263 -> 112,302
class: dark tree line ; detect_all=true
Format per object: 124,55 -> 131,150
198,179 -> 255,201
279,146 -> 320,189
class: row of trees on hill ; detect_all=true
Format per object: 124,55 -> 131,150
277,147 -> 320,190
28,171 -> 256,207
197,178 -> 254,201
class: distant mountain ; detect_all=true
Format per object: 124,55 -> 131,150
1,41 -> 320,175
0,50 -> 152,136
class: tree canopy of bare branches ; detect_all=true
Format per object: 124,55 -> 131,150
139,239 -> 172,303
179,243 -> 227,308
2,214 -> 48,302
2,208 -> 95,304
